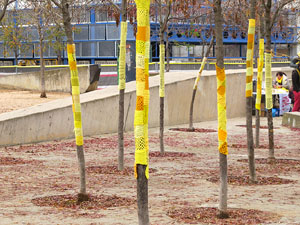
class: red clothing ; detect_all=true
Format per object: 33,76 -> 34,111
292,91 -> 300,112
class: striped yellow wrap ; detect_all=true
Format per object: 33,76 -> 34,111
255,39 -> 264,110
159,44 -> 165,97
118,22 -> 128,90
193,57 -> 207,90
134,0 -> 150,179
245,19 -> 255,97
265,53 -> 273,109
216,65 -> 228,155
67,44 -> 83,146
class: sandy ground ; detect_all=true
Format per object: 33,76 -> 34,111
0,89 -> 70,114
0,90 -> 300,224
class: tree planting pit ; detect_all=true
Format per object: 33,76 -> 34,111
207,175 -> 296,186
167,207 -> 280,224
86,165 -> 157,175
0,157 -> 41,165
32,194 -> 135,210
169,128 -> 217,133
236,125 -> 279,129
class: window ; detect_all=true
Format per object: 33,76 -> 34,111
74,25 -> 89,40
89,24 -> 105,40
99,41 -> 115,57
106,24 -> 120,40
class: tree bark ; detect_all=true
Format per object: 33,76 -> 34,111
245,0 -> 257,183
189,38 -> 213,130
61,0 -> 87,200
213,0 -> 228,218
189,89 -> 197,131
40,38 -> 47,98
137,165 -> 149,225
264,0 -> 275,161
166,33 -> 170,72
255,109 -> 260,147
159,0 -> 165,155
118,0 -> 128,171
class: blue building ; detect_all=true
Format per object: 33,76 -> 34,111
0,2 -> 298,65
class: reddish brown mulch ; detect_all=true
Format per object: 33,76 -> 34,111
149,151 -> 196,158
86,165 -> 157,175
229,143 -> 283,149
238,158 -> 300,165
238,158 -> 300,174
236,125 -> 279,129
207,175 -> 296,186
32,194 -> 135,210
0,157 -> 41,165
169,128 -> 217,133
167,207 -> 280,224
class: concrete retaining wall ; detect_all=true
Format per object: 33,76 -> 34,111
282,112 -> 300,128
0,66 -> 91,93
0,67 -> 293,146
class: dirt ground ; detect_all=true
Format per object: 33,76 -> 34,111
0,89 -> 70,114
0,90 -> 300,224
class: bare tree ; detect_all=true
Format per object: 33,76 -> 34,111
25,0 -> 53,98
189,37 -> 213,131
213,0 -> 229,219
245,0 -> 257,183
261,0 -> 294,161
50,0 -> 90,202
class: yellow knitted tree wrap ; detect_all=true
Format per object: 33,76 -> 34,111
134,0 -> 150,179
245,19 -> 255,97
193,57 -> 207,90
265,53 -> 273,109
67,44 -> 83,146
216,65 -> 228,155
255,39 -> 264,110
118,21 -> 127,90
159,44 -> 165,97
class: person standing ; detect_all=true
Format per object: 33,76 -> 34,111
291,68 -> 300,112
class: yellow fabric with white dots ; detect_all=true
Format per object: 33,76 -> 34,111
134,0 -> 150,179
246,19 -> 255,97
193,57 -> 207,90
216,65 -> 228,155
255,39 -> 264,110
118,22 -> 127,90
67,44 -> 83,146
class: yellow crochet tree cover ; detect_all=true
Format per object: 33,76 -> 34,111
255,39 -> 264,110
67,44 -> 83,146
134,0 -> 150,179
246,19 -> 255,97
265,53 -> 273,109
119,21 -> 127,90
193,57 -> 207,90
216,65 -> 228,155
160,44 -> 165,97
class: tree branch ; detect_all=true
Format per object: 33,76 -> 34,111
106,0 -> 121,12
270,0 -> 293,29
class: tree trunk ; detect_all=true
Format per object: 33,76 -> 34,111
189,89 -> 197,131
134,0 -> 150,224
255,109 -> 260,146
57,53 -> 62,65
265,0 -> 275,161
118,0 -> 128,171
61,0 -> 87,201
159,37 -> 165,155
214,0 -> 228,218
137,164 -> 149,225
245,0 -> 256,183
189,38 -> 213,130
40,39 -> 47,98
166,33 -> 170,72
